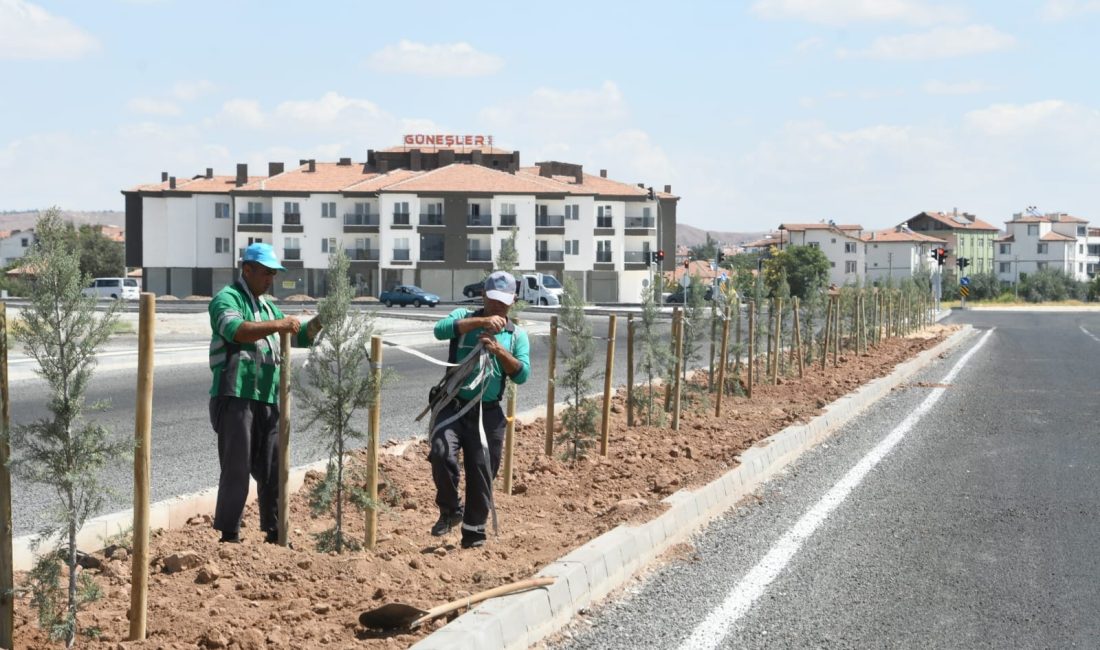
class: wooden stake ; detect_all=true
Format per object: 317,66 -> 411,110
708,301 -> 718,392
544,315 -> 558,456
832,296 -> 840,367
626,314 -> 635,428
715,305 -> 731,417
599,315 -> 617,456
672,310 -> 684,430
821,297 -> 832,371
365,335 -> 382,549
128,293 -> 155,641
765,299 -> 774,384
770,298 -> 781,384
747,301 -> 755,399
665,309 -> 678,412
733,301 -> 743,381
793,297 -> 804,378
502,391 -> 516,495
0,303 -> 13,650
276,331 -> 291,547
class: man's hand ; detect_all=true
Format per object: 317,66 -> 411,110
481,315 -> 507,334
279,317 -> 301,335
479,333 -> 504,356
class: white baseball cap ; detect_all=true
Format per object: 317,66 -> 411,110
484,271 -> 517,305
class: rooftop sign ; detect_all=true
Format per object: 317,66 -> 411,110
402,134 -> 494,147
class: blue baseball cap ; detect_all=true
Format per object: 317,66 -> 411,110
241,242 -> 286,271
484,270 -> 517,305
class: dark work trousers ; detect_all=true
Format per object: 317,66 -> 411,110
210,396 -> 280,536
428,399 -> 507,542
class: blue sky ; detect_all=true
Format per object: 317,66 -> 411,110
3,0 -> 1100,232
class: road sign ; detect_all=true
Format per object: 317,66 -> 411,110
680,273 -> 692,289
960,276 -> 971,287
960,286 -> 970,298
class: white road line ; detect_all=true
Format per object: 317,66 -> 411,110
1079,325 -> 1100,344
677,328 -> 995,650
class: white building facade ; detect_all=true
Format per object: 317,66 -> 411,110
0,230 -> 35,267
993,212 -> 1090,284
862,227 -> 945,284
779,223 -> 866,286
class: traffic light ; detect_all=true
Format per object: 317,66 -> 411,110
934,248 -> 948,265
684,260 -> 690,270
655,249 -> 665,263
717,251 -> 726,264
956,257 -> 970,270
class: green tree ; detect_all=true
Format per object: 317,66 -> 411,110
75,225 -> 125,279
294,250 -> 382,552
764,245 -> 829,300
679,274 -> 708,385
724,252 -> 762,274
1019,268 -> 1084,302
5,209 -> 126,646
555,277 -> 597,462
688,233 -> 719,262
634,282 -> 673,425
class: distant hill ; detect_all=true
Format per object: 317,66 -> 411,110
677,223 -> 767,248
0,210 -> 124,231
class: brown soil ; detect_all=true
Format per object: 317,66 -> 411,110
10,329 -> 954,649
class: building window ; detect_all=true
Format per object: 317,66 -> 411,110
999,243 -> 1011,254
999,262 -> 1011,273
1037,243 -> 1048,254
393,237 -> 410,261
1080,244 -> 1085,254
808,242 -> 820,249
830,261 -> 836,268
215,237 -> 230,254
420,234 -> 445,261
1037,261 -> 1048,270
1080,263 -> 1084,272
1027,224 -> 1039,236
321,202 -> 337,218
393,201 -> 410,225
565,240 -> 579,255
20,238 -> 29,247
321,237 -> 336,253
1079,226 -> 1087,237
284,237 -> 301,260
596,240 -> 612,263
844,242 -> 856,254
565,205 -> 579,221
215,202 -> 230,219
844,261 -> 857,273
597,206 -> 613,229
831,238 -> 836,244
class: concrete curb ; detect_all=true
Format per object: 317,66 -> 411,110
410,324 -> 976,650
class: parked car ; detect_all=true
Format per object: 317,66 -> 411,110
461,280 -> 484,299
82,277 -> 140,301
379,285 -> 440,308
665,284 -> 714,304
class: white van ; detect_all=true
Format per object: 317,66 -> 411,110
82,277 -> 140,301
520,273 -> 564,305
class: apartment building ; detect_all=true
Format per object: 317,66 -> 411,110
862,227 -> 946,284
901,211 -> 998,274
122,144 -> 678,302
0,229 -> 35,267
778,222 -> 865,286
993,212 -> 1090,284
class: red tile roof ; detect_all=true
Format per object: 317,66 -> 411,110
236,163 -> 379,193
780,223 -> 863,232
382,164 -> 564,194
911,211 -> 999,231
861,229 -> 946,243
1040,231 -> 1076,242
1008,213 -> 1088,224
995,233 -> 1015,242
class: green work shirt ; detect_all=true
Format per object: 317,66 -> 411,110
433,308 -> 531,402
208,280 -> 310,404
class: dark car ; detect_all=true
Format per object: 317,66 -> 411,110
461,280 -> 484,299
379,285 -> 440,308
665,284 -> 714,304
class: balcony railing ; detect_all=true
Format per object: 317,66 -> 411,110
344,213 -> 379,226
393,248 -> 410,261
283,248 -> 301,261
419,214 -> 444,226
345,247 -> 380,261
536,250 -> 565,262
499,214 -> 517,227
625,216 -> 655,229
283,212 -> 301,225
238,212 -> 273,225
596,217 -> 613,229
624,250 -> 651,264
467,249 -> 491,262
467,214 -> 493,227
596,251 -> 613,263
536,214 -> 565,228
393,212 -> 410,225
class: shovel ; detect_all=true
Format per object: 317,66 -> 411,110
358,577 -> 556,631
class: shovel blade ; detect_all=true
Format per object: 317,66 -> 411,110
358,602 -> 431,631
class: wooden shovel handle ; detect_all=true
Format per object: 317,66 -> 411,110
415,577 -> 556,626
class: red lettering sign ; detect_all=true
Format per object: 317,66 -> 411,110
401,134 -> 495,148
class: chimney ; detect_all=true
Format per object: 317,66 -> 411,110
637,183 -> 644,188
600,169 -> 607,178
205,167 -> 213,179
439,149 -> 455,166
953,207 -> 958,218
307,159 -> 316,172
299,159 -> 308,166
362,162 -> 371,173
169,176 -> 176,189
338,157 -> 352,166
410,149 -> 422,171
268,162 -> 284,177
235,163 -> 247,187
664,184 -> 671,194
508,161 -> 517,174
367,149 -> 376,166
161,171 -> 168,182
471,150 -> 483,166
574,166 -> 583,184
378,160 -> 390,173
538,164 -> 552,178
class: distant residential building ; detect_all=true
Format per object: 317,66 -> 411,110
1087,227 -> 1100,277
993,212 -> 1090,284
779,222 -> 865,286
740,231 -> 786,253
901,211 -> 998,274
0,229 -> 35,267
861,226 -> 946,284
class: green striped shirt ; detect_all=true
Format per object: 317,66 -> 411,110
433,308 -> 531,402
208,280 -> 310,404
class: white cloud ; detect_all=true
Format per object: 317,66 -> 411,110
923,79 -> 993,95
0,0 -> 99,60
171,80 -> 216,101
751,0 -> 965,26
217,99 -> 266,128
366,40 -> 503,77
127,97 -> 182,117
1041,0 -> 1100,20
965,100 -> 1100,137
839,25 -> 1016,60
273,92 -> 385,129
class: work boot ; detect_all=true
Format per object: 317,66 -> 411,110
219,531 -> 241,544
460,533 -> 486,549
431,511 -> 463,537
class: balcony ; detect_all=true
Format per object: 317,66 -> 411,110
625,216 -> 655,229
499,214 -> 517,227
596,217 -> 614,229
596,251 -> 613,264
624,250 -> 651,264
467,249 -> 492,262
238,212 -> 273,225
345,247 -> 380,261
535,250 -> 564,262
536,214 -> 565,228
393,212 -> 411,226
419,214 -> 444,226
283,212 -> 301,225
393,248 -> 410,261
344,213 -> 379,226
283,248 -> 301,261
467,214 -> 493,227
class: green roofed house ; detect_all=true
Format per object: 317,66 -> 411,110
901,210 -> 1000,274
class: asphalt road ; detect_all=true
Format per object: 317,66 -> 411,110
556,310 -> 1100,649
8,311 -> 692,537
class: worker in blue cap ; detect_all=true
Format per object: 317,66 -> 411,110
207,242 -> 322,543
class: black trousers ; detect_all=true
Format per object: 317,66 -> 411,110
428,400 -> 506,540
210,396 -> 280,535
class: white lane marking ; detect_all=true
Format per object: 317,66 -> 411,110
1079,325 -> 1100,344
677,328 -> 995,650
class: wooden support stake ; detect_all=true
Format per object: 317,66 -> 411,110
793,297 -> 804,378
832,296 -> 840,367
365,335 -> 382,549
747,301 -> 755,399
129,293 -> 155,641
599,315 -> 617,455
821,297 -> 831,371
0,303 -> 13,650
276,331 -> 291,547
771,298 -> 782,384
665,309 -> 678,412
733,302 -> 743,381
715,305 -> 731,417
626,314 -> 635,428
544,316 -> 558,456
502,391 -> 516,495
708,301 -> 718,392
765,299 -> 774,384
672,309 -> 684,430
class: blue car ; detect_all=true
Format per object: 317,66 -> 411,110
379,285 -> 440,308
